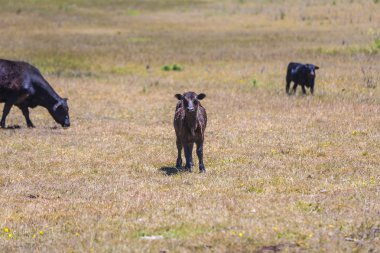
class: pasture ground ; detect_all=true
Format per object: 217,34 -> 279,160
0,0 -> 380,252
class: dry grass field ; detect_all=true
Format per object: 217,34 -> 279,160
0,0 -> 380,252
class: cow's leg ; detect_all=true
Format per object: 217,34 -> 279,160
292,83 -> 298,95
310,85 -> 314,95
18,105 -> 34,128
175,137 -> 182,169
184,142 -> 193,172
286,79 -> 291,95
301,85 -> 307,95
189,143 -> 194,168
196,140 -> 205,173
0,102 -> 13,128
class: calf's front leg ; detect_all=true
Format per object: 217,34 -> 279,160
183,142 -> 193,172
189,143 -> 194,168
301,85 -> 307,95
19,105 -> 35,128
286,79 -> 291,95
0,103 -> 13,128
175,137 -> 182,169
291,83 -> 298,95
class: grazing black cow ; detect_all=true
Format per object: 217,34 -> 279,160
174,92 -> 207,173
0,59 -> 70,128
286,62 -> 319,95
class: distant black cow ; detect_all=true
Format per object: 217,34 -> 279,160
174,92 -> 207,173
0,59 -> 70,128
286,62 -> 319,95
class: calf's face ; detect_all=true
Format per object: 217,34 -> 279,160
305,64 -> 319,78
175,92 -> 206,113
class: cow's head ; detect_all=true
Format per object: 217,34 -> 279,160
305,64 -> 319,77
50,98 -> 70,127
175,92 -> 206,114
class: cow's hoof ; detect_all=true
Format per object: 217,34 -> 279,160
176,159 -> 182,170
199,165 -> 206,173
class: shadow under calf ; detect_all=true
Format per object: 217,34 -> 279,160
159,166 -> 180,176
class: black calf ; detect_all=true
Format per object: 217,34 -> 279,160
286,62 -> 319,95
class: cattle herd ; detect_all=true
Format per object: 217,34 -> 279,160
0,58 -> 319,173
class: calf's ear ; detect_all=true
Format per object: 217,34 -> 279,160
314,66 -> 320,70
175,94 -> 183,100
197,93 -> 206,100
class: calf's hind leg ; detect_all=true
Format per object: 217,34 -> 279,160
196,141 -> 205,173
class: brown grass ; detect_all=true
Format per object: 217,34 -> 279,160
0,0 -> 380,252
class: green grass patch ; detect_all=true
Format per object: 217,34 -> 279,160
172,64 -> 183,71
309,41 -> 380,56
276,229 -> 311,241
247,186 -> 264,194
125,9 -> 140,16
110,66 -> 129,75
137,224 -> 211,239
374,38 -> 380,50
30,53 -> 92,76
296,201 -> 323,213
162,64 -> 184,71
105,63 -> 148,76
162,65 -> 172,71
